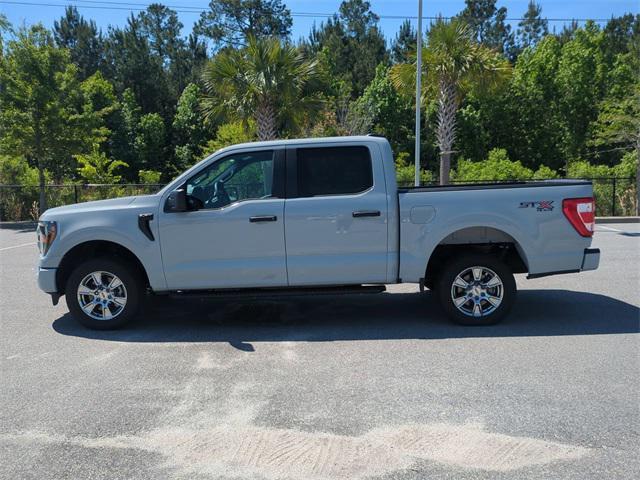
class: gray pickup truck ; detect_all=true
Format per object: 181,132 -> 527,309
36,136 -> 599,329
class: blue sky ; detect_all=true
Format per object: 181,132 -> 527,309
1,0 -> 638,42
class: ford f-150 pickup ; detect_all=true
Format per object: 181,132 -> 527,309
36,136 -> 600,329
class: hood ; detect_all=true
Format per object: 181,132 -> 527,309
40,195 -> 151,220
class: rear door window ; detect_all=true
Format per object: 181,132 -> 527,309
296,146 -> 373,197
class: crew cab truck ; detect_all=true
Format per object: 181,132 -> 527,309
36,136 -> 600,329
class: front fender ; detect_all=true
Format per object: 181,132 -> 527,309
39,209 -> 167,291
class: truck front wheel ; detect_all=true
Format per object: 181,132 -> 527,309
436,254 -> 516,326
66,258 -> 141,330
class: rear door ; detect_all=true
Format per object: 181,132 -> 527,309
284,143 -> 389,285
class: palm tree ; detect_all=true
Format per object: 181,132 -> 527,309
200,35 -> 318,141
391,19 -> 510,184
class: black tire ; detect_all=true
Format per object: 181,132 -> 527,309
436,254 -> 516,326
66,258 -> 141,330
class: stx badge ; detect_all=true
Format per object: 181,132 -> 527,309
519,200 -> 554,211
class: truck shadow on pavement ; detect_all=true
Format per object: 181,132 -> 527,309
52,289 -> 639,350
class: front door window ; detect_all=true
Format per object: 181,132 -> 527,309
186,150 -> 275,209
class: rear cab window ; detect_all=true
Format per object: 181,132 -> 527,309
296,146 -> 373,197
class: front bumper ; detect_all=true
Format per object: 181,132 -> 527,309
581,248 -> 600,271
37,267 -> 58,293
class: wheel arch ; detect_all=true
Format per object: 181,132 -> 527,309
424,226 -> 529,289
56,240 -> 150,295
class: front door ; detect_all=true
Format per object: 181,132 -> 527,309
159,149 -> 288,290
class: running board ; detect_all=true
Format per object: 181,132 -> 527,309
168,284 -> 386,299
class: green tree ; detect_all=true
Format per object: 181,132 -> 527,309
103,14 -> 170,115
602,14 -> 640,61
109,88 -> 140,176
53,6 -> 104,80
503,35 -> 564,170
195,0 -> 292,50
0,26 -> 94,211
391,19 -> 510,184
555,20 -> 580,46
138,4 -> 199,98
516,1 -> 548,52
200,36 -> 318,141
556,23 -> 605,162
303,0 -> 388,97
458,0 -> 515,57
134,113 -> 165,173
79,71 -> 119,147
0,14 -> 11,54
391,20 -> 416,64
357,64 -> 413,153
590,86 -> 640,213
172,83 -> 209,173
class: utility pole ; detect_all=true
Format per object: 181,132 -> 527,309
414,0 -> 423,186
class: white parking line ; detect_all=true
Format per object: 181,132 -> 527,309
597,225 -> 623,232
0,242 -> 36,252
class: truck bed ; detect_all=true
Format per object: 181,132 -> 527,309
396,180 -> 595,282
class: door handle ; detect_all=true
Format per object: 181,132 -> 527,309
352,210 -> 381,218
249,215 -> 278,223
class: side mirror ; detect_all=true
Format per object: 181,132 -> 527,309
164,189 -> 187,212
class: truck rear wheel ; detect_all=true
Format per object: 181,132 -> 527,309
436,254 -> 516,326
66,258 -> 141,330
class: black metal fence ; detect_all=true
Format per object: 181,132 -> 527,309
0,177 -> 636,221
0,183 -> 164,221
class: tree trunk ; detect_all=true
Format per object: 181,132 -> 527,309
33,120 -> 47,214
436,78 -> 458,185
38,160 -> 46,215
255,101 -> 277,141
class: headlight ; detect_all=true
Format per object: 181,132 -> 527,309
37,221 -> 57,256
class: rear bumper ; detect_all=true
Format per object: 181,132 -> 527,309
527,248 -> 600,279
581,248 -> 600,272
37,267 -> 58,293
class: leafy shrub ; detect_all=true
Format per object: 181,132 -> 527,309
138,169 -> 162,184
452,149 -> 560,182
0,156 -> 43,220
454,149 -> 533,181
202,121 -> 256,155
568,153 -> 637,215
76,147 -> 128,184
532,165 -> 560,179
395,152 -> 433,186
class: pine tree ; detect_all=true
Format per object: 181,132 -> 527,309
392,20 -> 416,64
53,6 -> 104,80
517,1 -> 548,51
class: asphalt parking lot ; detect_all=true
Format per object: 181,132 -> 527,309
1,222 -> 638,480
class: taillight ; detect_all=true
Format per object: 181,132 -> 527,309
562,197 -> 595,237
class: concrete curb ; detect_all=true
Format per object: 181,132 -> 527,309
596,217 -> 640,224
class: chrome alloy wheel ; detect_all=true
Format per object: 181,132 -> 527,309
450,266 -> 503,318
77,271 -> 127,321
